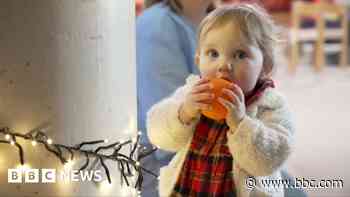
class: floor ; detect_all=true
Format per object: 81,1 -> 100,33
274,58 -> 350,196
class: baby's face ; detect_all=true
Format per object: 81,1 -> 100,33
196,22 -> 264,95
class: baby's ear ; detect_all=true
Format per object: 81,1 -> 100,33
195,53 -> 200,66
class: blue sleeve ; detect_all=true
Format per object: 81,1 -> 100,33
137,15 -> 191,146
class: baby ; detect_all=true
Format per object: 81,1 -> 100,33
147,4 -> 294,197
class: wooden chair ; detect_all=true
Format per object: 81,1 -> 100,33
289,0 -> 348,72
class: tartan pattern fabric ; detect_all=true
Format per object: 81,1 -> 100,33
245,79 -> 275,106
170,79 -> 275,197
171,116 -> 235,197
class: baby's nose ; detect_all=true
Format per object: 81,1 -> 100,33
216,62 -> 233,79
217,62 -> 232,73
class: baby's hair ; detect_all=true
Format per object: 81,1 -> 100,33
197,4 -> 280,78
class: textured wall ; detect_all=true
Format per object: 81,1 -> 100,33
0,0 -> 136,196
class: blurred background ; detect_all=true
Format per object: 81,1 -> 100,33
136,0 -> 350,196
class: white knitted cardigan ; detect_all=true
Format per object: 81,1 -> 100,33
147,75 -> 295,197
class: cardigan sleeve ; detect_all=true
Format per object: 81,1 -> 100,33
146,75 -> 200,152
136,10 -> 194,145
226,91 -> 295,176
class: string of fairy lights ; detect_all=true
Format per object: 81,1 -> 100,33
0,127 -> 158,195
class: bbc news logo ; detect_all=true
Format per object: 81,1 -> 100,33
8,169 -> 103,183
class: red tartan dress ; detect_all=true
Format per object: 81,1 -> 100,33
170,79 -> 274,197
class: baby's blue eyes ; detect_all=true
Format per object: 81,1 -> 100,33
206,49 -> 248,60
208,49 -> 219,59
234,50 -> 248,59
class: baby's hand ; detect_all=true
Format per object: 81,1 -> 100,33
179,78 -> 214,124
218,84 -> 246,131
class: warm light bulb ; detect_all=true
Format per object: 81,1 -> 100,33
135,161 -> 140,166
31,140 -> 37,146
47,138 -> 52,145
10,140 -> 15,146
137,131 -> 142,136
132,137 -> 137,144
104,139 -> 109,143
64,159 -> 74,170
17,164 -> 30,172
5,134 -> 10,140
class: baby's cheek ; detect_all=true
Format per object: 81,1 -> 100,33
198,63 -> 217,78
200,69 -> 217,79
235,72 -> 259,94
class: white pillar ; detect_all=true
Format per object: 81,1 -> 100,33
0,0 -> 136,196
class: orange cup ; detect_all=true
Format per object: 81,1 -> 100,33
201,78 -> 232,121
